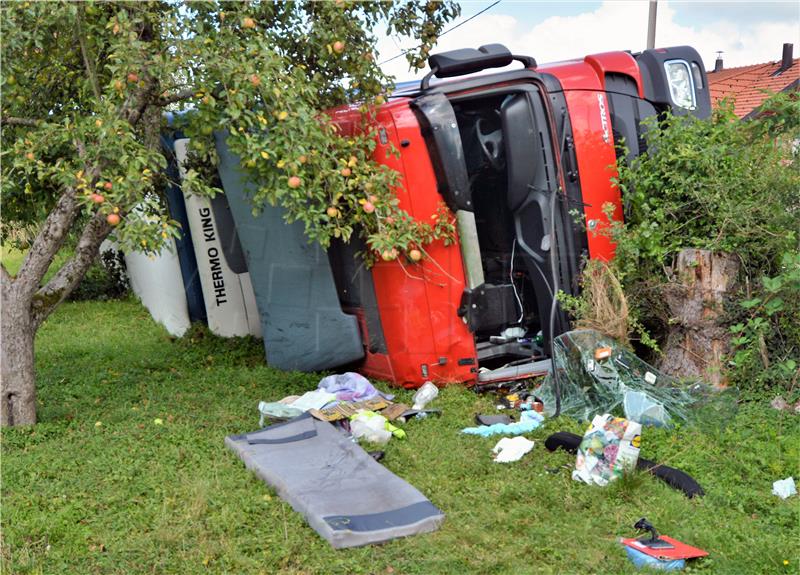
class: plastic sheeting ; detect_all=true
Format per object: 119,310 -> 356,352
536,330 -> 737,427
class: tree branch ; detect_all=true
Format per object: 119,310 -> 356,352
15,187 -> 80,298
0,116 -> 40,127
1,262 -> 11,284
154,88 -> 196,107
15,153 -> 101,298
125,75 -> 159,125
31,211 -> 112,329
76,5 -> 102,100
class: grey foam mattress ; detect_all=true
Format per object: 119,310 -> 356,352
225,413 -> 445,548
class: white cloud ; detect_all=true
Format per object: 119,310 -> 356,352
378,1 -> 800,81
376,13 -> 521,80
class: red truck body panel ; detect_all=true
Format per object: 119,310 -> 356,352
333,101 -> 478,386
328,47 -> 706,388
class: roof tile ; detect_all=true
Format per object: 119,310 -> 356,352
707,58 -> 799,117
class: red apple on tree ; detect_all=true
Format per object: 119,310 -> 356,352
381,248 -> 398,261
332,41 -> 345,54
106,213 -> 120,226
103,182 -> 113,191
288,176 -> 302,189
408,249 -> 423,262
362,201 -> 375,213
91,193 -> 105,204
340,167 -> 351,177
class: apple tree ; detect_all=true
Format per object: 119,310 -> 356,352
0,0 -> 460,426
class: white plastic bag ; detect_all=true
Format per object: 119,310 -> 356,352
772,477 -> 797,499
350,411 -> 392,445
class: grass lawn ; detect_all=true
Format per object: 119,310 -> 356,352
0,246 -> 71,280
2,298 -> 799,574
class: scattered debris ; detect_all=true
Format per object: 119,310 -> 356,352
258,401 -> 304,425
770,396 -> 790,411
475,414 -> 514,426
770,396 -> 800,414
535,330 -> 738,427
545,431 -> 704,498
572,414 -> 641,487
492,436 -> 535,463
317,372 -> 393,403
350,410 -> 393,444
399,408 -> 442,420
289,390 -> 337,412
621,517 -> 708,570
461,410 -> 543,437
499,392 -> 543,412
309,398 -> 390,422
772,477 -> 797,499
381,403 -> 411,421
350,410 -> 406,444
411,381 -> 439,410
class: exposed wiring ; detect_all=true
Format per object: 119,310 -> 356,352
379,0 -> 503,66
510,238 -> 524,324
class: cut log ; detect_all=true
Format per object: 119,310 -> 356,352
659,249 -> 739,388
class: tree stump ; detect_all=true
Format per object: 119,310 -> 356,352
659,249 -> 739,388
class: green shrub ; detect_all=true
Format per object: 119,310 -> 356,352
68,249 -> 129,302
605,93 -> 800,392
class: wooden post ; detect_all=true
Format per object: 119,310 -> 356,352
659,249 -> 739,388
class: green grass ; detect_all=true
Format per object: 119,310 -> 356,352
2,299 -> 799,574
1,245 -> 71,281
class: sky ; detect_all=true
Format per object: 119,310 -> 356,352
377,1 -> 800,80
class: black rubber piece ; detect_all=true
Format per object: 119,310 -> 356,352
368,451 -> 385,462
475,414 -> 514,426
544,431 -> 705,499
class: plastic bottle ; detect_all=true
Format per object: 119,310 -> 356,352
412,381 -> 439,410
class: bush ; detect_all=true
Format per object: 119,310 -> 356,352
604,94 -> 800,392
68,249 -> 129,302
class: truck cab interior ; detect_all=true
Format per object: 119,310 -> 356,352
454,87 -> 569,369
412,62 -> 574,372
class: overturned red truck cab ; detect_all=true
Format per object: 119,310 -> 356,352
323,44 -> 711,388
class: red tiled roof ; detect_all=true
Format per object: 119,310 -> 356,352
707,59 -> 799,118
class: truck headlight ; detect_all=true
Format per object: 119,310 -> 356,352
664,60 -> 696,110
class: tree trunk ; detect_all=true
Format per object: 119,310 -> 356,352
659,249 -> 739,388
1,279 -> 36,426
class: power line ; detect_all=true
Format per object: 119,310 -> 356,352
379,0 -> 503,66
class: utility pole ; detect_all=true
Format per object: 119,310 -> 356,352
647,0 -> 658,50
